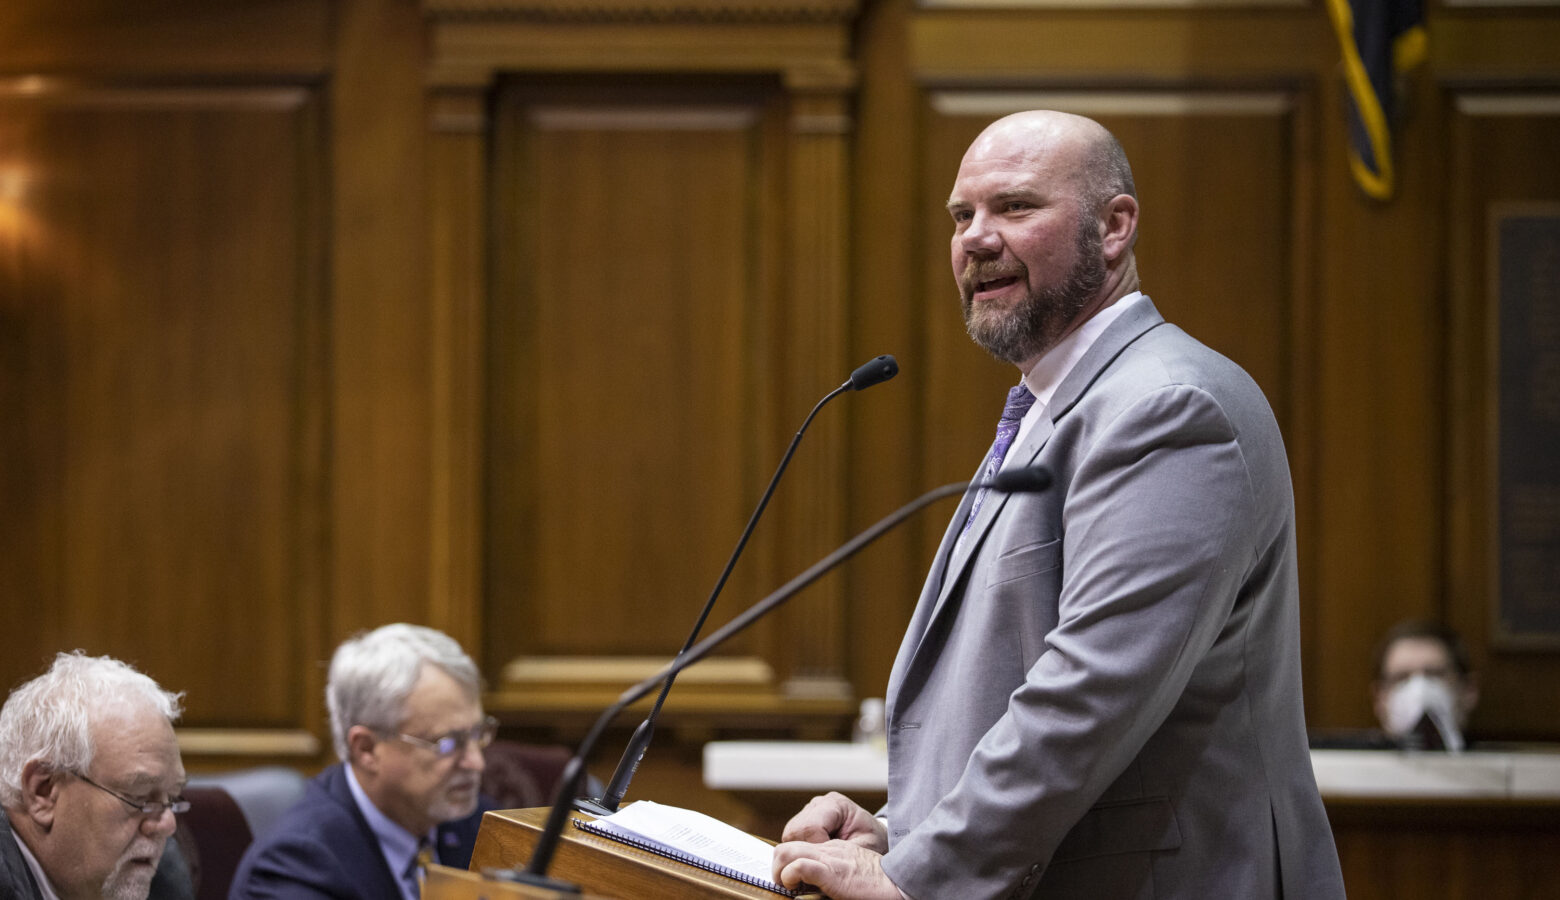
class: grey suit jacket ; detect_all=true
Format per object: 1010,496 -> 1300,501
879,299 -> 1344,900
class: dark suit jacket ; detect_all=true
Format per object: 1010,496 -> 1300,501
1,809 -> 193,899
226,764 -> 489,899
0,812 -> 42,900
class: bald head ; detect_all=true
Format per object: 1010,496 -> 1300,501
964,111 -> 1136,214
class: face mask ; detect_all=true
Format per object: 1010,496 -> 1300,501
1384,673 -> 1465,752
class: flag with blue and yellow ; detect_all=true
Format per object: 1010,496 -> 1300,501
1326,0 -> 1428,200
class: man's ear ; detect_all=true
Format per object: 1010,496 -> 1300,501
19,759 -> 62,827
1100,193 -> 1139,263
346,725 -> 382,774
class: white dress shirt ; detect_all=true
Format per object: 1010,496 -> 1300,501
345,764 -> 438,900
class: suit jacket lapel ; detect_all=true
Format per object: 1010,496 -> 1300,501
888,454 -> 986,700
1,814 -> 47,900
323,764 -> 406,896
892,297 -> 1168,700
942,414 -> 1055,594
1046,296 -> 1166,421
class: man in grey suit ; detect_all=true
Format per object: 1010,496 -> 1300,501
773,111 -> 1344,899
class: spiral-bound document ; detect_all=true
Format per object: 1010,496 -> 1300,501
572,800 -> 795,896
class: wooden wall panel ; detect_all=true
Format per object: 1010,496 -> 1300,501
1,0 -> 1556,782
0,84 -> 327,746
0,0 -> 330,75
430,85 -> 492,655
1447,93 -> 1560,741
1305,64 -> 1446,735
485,84 -> 785,671
427,7 -> 864,772
838,0 -> 925,700
329,0 -> 435,638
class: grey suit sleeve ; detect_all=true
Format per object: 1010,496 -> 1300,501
883,384 -> 1265,898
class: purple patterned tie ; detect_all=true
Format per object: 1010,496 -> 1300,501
959,382 -> 1037,544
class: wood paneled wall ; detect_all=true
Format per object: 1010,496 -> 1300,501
0,78 -> 330,756
1446,97 -> 1560,739
2,0 -> 1558,782
846,0 -> 1560,745
485,80 -> 784,667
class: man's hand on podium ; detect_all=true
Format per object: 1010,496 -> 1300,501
779,791 -> 888,852
772,839 -> 901,900
774,792 -> 902,900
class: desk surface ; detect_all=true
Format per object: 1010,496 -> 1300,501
703,741 -> 1560,799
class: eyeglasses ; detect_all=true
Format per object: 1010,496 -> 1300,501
76,773 -> 191,817
386,715 -> 498,759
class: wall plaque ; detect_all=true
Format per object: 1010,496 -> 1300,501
1495,208 -> 1560,645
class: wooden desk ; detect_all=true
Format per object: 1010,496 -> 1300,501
703,742 -> 1560,899
1326,795 -> 1560,898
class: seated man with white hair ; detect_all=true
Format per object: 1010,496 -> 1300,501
1,651 -> 194,900
229,624 -> 496,899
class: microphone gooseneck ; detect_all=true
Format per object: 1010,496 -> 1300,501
579,356 -> 902,817
507,467 -> 1052,885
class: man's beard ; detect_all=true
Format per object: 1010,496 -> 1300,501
425,773 -> 482,824
100,840 -> 164,900
960,214 -> 1107,365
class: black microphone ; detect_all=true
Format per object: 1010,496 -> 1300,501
988,464 -> 1052,494
848,354 -> 899,391
577,356 -> 901,818
492,467 -> 1053,890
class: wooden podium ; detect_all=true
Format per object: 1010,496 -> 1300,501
424,863 -> 607,899
468,807 -> 795,900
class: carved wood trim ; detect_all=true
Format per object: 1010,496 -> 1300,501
423,0 -> 859,23
429,85 -> 490,654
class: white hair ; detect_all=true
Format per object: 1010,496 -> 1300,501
326,624 -> 481,761
0,652 -> 184,808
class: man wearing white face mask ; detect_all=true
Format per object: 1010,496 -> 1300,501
1371,620 -> 1480,751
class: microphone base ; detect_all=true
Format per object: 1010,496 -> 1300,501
571,796 -> 620,817
483,868 -> 583,893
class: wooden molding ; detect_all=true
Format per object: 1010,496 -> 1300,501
422,0 -> 860,23
489,656 -> 854,732
176,729 -> 322,757
918,0 -> 1302,8
485,687 -> 856,734
502,655 -> 775,687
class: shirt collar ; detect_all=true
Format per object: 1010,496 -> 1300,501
345,762 -> 434,888
9,827 -> 61,900
1021,291 -> 1146,410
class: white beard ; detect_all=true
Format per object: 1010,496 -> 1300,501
425,776 -> 482,825
101,861 -> 157,900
